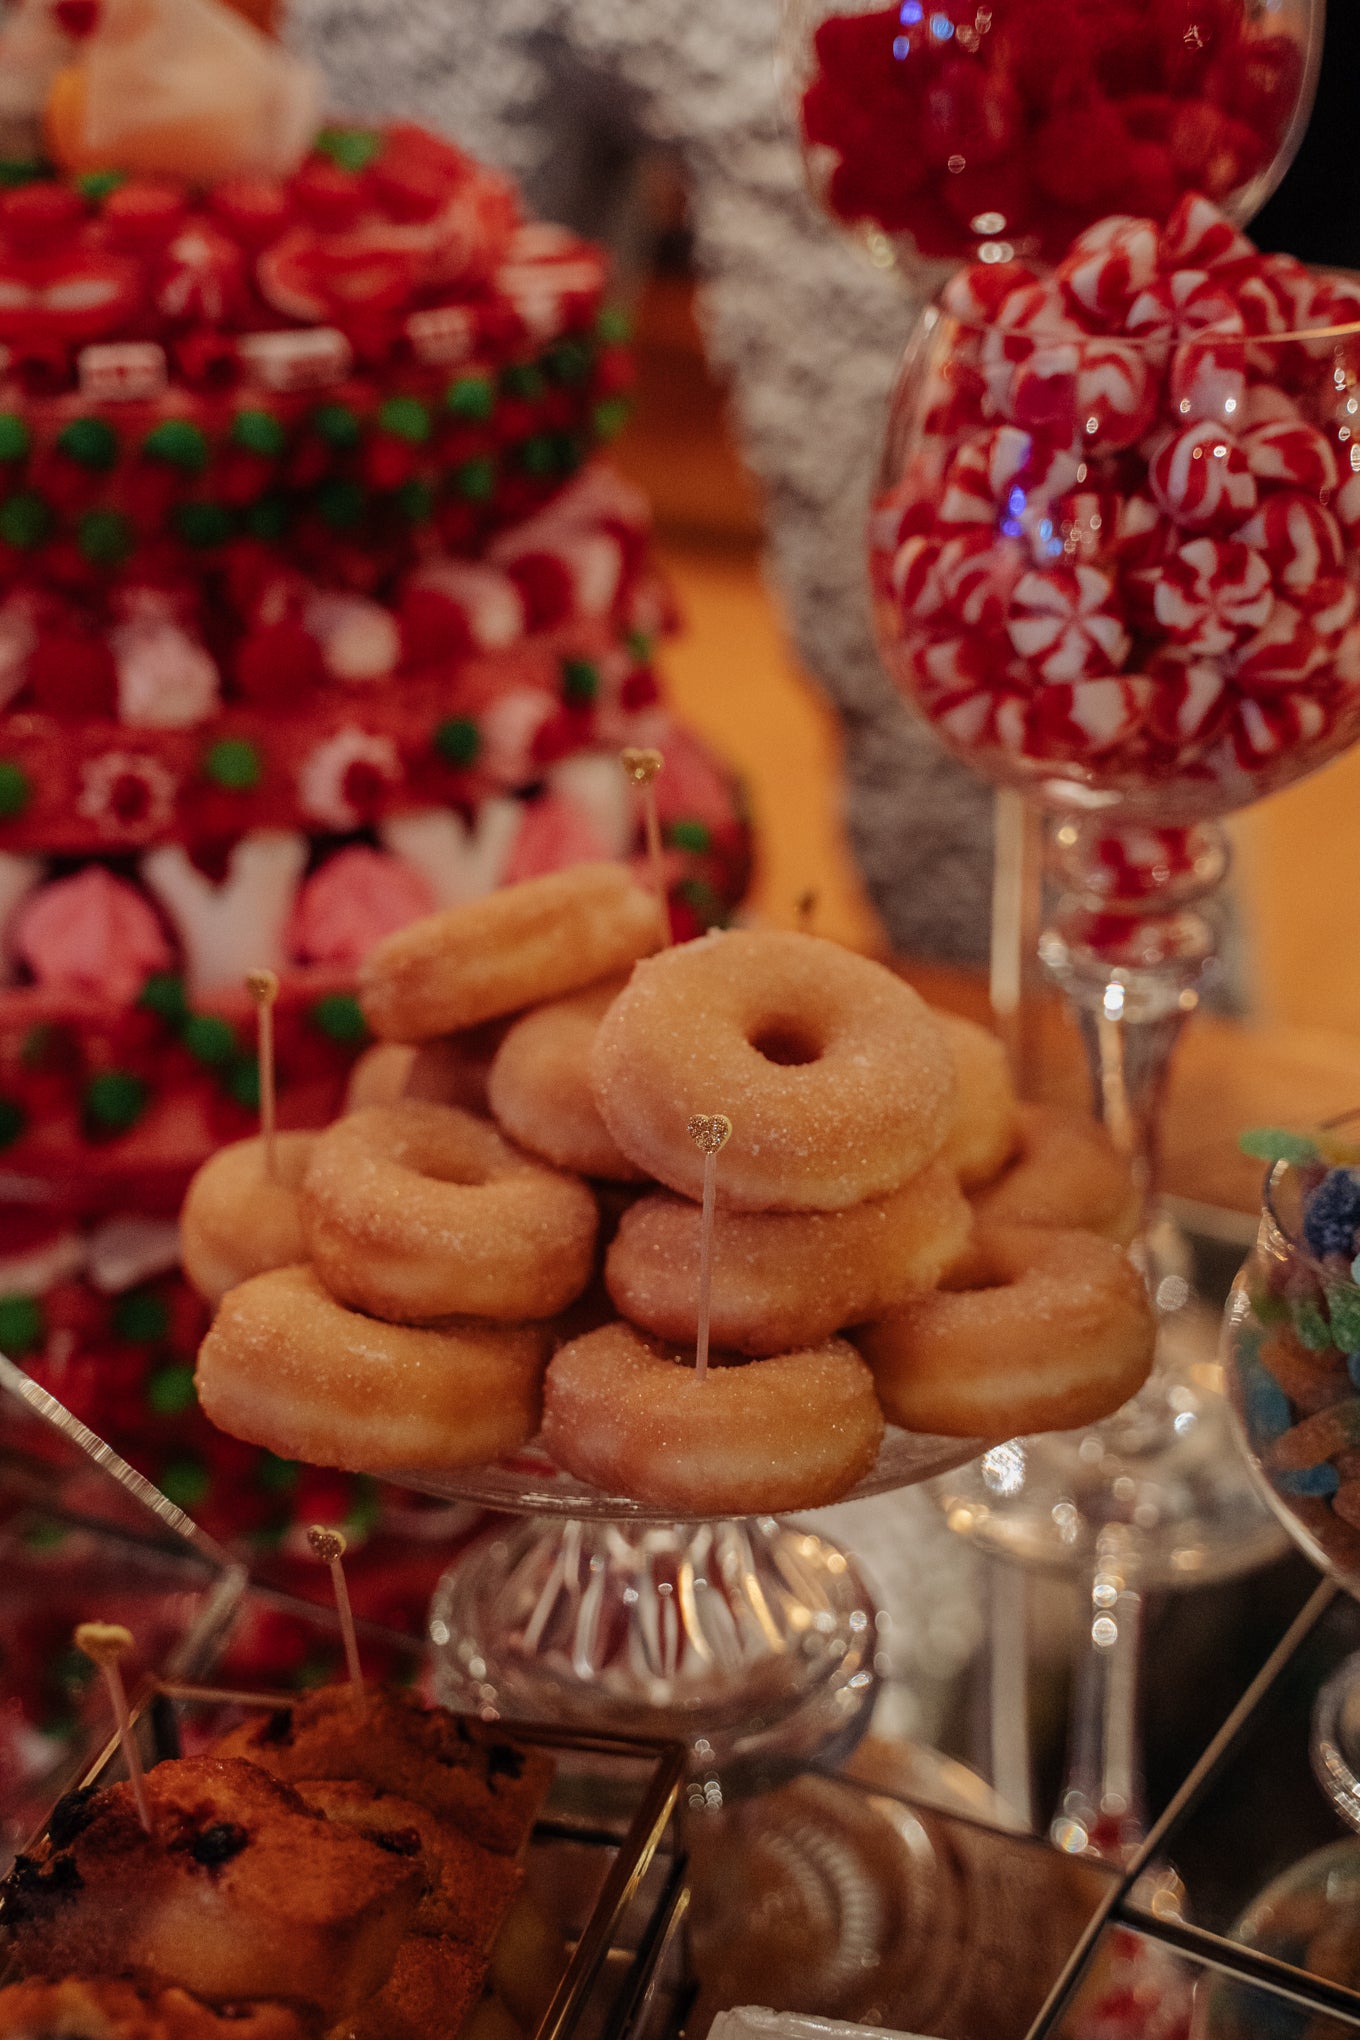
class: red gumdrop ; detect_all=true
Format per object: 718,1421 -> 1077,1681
507,552 -> 575,629
399,585 -> 474,664
939,156 -> 1034,236
530,702 -> 594,765
291,159 -> 367,232
1213,32 -> 1304,130
1001,0 -> 1097,113
812,7 -> 900,78
1030,105 -> 1135,209
101,180 -> 188,249
1119,93 -> 1177,142
208,180 -> 292,247
1169,101 -> 1260,200
234,618 -> 326,700
1092,5 -> 1168,97
363,435 -> 420,492
26,629 -> 119,716
368,139 -> 449,225
1123,141 -> 1179,222
216,447 -> 274,508
904,191 -> 971,259
919,59 -> 1021,172
0,183 -> 84,256
620,666 -> 661,712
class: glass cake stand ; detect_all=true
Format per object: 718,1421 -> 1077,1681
401,1426 -> 983,1792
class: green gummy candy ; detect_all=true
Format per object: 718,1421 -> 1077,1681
378,395 -> 432,444
0,414 -> 30,462
85,1069 -> 148,1132
0,1293 -> 44,1356
231,408 -> 286,457
1328,1285 -> 1360,1353
182,1013 -> 236,1066
0,759 -> 30,818
203,738 -> 262,791
114,1291 -> 171,1344
1293,1298 -> 1334,1352
433,717 -> 479,767
57,416 -> 118,469
143,419 -> 208,472
1239,1127 -> 1321,1166
668,819 -> 711,853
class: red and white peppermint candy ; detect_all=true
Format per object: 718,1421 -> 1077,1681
1240,418 -> 1340,496
1071,338 -> 1158,451
1236,493 -> 1345,594
1228,690 -> 1329,769
1057,215 -> 1160,328
936,532 -> 1026,632
1314,277 -> 1360,328
890,533 -> 949,622
1126,268 -> 1242,343
1027,675 -> 1146,762
1334,622 -> 1360,687
1240,383 -> 1305,431
994,278 -> 1081,335
1254,253 -> 1324,334
1301,574 -> 1359,643
1168,334 -> 1247,426
1158,194 -> 1255,276
1151,537 -> 1272,655
1334,469 -> 1360,543
937,425 -> 1050,526
1148,421 -> 1257,531
1233,598 -> 1328,691
942,259 -> 1040,325
916,632 -> 1012,698
1111,491 -> 1171,567
1006,339 -> 1081,438
1145,652 -> 1230,752
1006,562 -> 1130,681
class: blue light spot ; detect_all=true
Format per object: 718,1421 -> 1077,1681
892,33 -> 910,55
1007,486 -> 1027,517
1037,517 -> 1054,541
929,10 -> 954,36
899,1 -> 923,20
999,518 -> 1022,538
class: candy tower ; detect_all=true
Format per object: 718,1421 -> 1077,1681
0,0 -> 750,1544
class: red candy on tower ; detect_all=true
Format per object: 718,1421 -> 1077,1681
0,8 -> 752,1550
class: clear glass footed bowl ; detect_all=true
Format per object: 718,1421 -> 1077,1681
1223,1130 -> 1360,1595
871,274 -> 1360,827
784,0 -> 1322,277
390,1422 -> 984,1522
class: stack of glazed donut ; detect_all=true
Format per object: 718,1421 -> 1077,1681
182,860 -> 1156,1516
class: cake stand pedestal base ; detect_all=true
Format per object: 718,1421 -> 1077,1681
428,1514 -> 884,1794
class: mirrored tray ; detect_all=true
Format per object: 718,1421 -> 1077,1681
1,1681 -> 687,2040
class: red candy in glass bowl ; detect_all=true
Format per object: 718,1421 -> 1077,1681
870,194 -> 1360,824
788,0 -> 1321,273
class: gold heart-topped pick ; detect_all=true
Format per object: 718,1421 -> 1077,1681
687,1112 -> 733,1383
687,1112 -> 733,1155
246,966 -> 280,1180
74,1621 -> 152,1832
620,747 -> 664,785
620,747 -> 671,946
308,1524 -> 366,1713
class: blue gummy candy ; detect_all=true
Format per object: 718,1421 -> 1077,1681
1275,1461 -> 1341,1499
1303,1168 -> 1360,1259
1244,1362 -> 1292,1441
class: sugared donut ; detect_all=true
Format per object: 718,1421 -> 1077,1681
179,1132 -> 316,1307
857,1224 -> 1154,1437
970,1102 -> 1138,1241
937,1012 -> 1022,1189
605,1159 -> 972,1355
300,1101 -> 598,1322
346,1026 -> 507,1117
359,863 -> 660,1042
487,977 -> 643,1182
196,1264 -> 550,1471
542,1320 -> 885,1513
590,930 -> 956,1211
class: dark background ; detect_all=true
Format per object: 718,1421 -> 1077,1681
1254,2 -> 1360,265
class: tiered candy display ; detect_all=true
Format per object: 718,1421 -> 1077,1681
871,193 -> 1360,821
1228,1127 -> 1360,1592
796,0 -> 1314,267
0,0 -> 752,1547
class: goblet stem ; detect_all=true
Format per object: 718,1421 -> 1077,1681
990,790 -> 1045,1096
1039,817 -> 1231,1231
1051,1524 -> 1146,1866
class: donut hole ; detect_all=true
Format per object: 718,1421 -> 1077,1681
748,1018 -> 824,1067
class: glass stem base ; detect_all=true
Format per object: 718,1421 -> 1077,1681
428,1514 -> 884,1790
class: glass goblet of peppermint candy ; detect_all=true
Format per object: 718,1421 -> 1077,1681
873,193 -> 1360,1846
